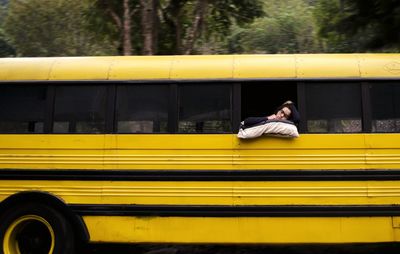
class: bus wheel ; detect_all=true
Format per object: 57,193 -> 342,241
0,203 -> 74,254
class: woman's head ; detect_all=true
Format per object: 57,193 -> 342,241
276,101 -> 300,123
275,106 -> 291,120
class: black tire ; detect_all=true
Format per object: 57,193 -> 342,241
0,203 -> 75,254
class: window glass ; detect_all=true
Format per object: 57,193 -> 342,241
53,86 -> 107,133
178,84 -> 231,133
116,85 -> 169,133
0,85 -> 46,133
306,83 -> 362,133
370,83 -> 400,132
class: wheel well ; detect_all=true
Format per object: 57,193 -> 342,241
0,191 -> 89,243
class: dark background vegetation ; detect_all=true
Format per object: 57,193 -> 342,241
0,0 -> 399,57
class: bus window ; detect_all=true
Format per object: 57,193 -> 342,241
178,84 -> 232,133
241,82 -> 298,120
306,83 -> 362,133
53,86 -> 107,133
116,84 -> 169,133
370,82 -> 400,132
0,85 -> 46,133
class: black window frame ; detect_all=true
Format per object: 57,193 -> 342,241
115,83 -> 171,134
0,79 -> 399,134
176,82 -> 234,134
51,83 -> 109,134
302,81 -> 364,134
367,81 -> 400,133
0,82 -> 48,134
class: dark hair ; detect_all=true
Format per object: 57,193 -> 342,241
276,102 -> 300,124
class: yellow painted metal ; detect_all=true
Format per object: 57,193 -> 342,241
1,54 -> 400,81
169,55 -> 233,79
0,132 -> 399,243
359,54 -> 400,78
2,179 -> 400,206
0,58 -> 55,81
233,54 -> 296,78
0,134 -> 399,170
83,216 -> 397,243
48,57 -> 113,80
108,56 -> 173,80
295,54 -> 360,78
3,215 -> 55,254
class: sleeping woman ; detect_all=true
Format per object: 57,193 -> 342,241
241,101 -> 300,129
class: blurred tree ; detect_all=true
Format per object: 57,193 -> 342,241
0,2 -> 15,57
227,0 -> 321,54
94,0 -> 140,55
0,30 -> 15,57
94,0 -> 264,55
166,0 -> 265,54
140,0 -> 158,55
314,0 -> 365,52
314,0 -> 400,52
4,0 -> 117,57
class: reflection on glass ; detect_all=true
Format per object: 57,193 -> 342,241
305,83 -> 362,133
53,86 -> 107,133
53,122 -> 69,133
372,119 -> 400,132
0,121 -> 44,133
116,85 -> 169,133
178,85 -> 231,133
0,85 -> 47,133
307,119 -> 361,133
118,121 -> 168,133
76,121 -> 105,134
178,120 -> 231,133
370,83 -> 400,133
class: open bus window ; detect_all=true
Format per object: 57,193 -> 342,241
305,83 -> 362,133
178,84 -> 231,133
53,86 -> 107,133
116,85 -> 169,133
0,85 -> 46,133
241,82 -> 298,122
370,82 -> 400,132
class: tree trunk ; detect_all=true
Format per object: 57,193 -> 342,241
141,0 -> 158,55
184,0 -> 207,55
123,0 -> 132,55
162,0 -> 184,54
339,0 -> 344,12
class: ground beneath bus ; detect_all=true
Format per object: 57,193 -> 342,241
81,243 -> 400,254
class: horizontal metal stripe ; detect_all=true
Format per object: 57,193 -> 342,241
5,186 -> 399,197
70,204 -> 400,217
1,154 -> 399,166
1,78 -> 400,84
2,169 -> 400,181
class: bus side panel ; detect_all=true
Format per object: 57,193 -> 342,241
83,216 -> 397,244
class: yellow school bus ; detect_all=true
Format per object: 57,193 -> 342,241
0,54 -> 400,254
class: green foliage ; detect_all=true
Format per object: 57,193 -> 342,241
190,0 -> 264,54
313,0 -> 400,52
2,0 -> 399,56
0,36 -> 15,57
91,0 -> 141,55
0,2 -> 15,57
157,0 -> 265,54
227,0 -> 321,54
4,0 -> 117,57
